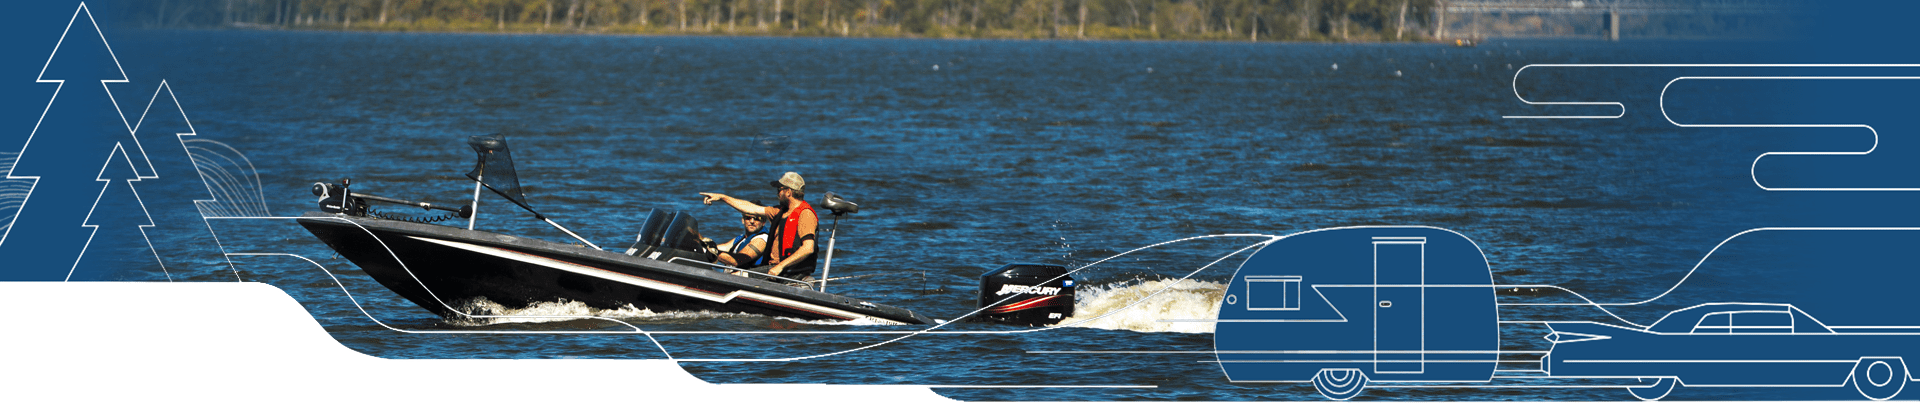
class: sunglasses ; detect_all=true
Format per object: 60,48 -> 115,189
741,216 -> 764,221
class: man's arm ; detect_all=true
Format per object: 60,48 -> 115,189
744,236 -> 767,259
716,235 -> 768,267
699,193 -> 779,218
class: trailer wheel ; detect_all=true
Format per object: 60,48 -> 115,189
1852,357 -> 1907,401
1311,369 -> 1367,401
1626,377 -> 1676,401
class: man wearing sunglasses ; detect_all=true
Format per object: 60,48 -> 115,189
712,205 -> 770,268
700,172 -> 820,280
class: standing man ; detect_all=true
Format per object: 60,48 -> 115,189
700,172 -> 819,280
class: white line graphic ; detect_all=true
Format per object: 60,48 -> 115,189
69,143 -> 167,281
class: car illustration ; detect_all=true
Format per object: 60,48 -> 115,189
1543,303 -> 1920,401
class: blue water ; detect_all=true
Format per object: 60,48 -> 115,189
77,30 -> 1888,400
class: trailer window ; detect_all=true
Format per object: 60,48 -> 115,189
1246,276 -> 1302,311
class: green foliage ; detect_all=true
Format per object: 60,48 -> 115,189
123,0 -> 1450,41
115,0 -> 1798,42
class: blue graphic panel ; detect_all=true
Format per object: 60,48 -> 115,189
0,2 -> 153,281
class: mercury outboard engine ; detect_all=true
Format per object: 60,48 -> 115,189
977,264 -> 1075,326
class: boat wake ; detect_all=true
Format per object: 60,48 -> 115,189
1059,278 -> 1226,334
447,297 -> 761,326
787,316 -> 907,326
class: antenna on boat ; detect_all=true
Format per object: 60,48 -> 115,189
816,192 -> 859,292
464,134 -> 603,250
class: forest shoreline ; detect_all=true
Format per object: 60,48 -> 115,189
217,20 -> 1469,44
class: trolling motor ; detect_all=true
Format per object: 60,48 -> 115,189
312,179 -> 366,216
815,192 -> 859,292
313,179 -> 472,221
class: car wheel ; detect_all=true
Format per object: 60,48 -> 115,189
1852,357 -> 1908,401
1626,377 -> 1677,401
1311,368 -> 1367,401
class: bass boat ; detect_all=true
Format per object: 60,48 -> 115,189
297,134 -> 935,325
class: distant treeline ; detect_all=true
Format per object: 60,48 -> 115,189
122,0 -> 1449,41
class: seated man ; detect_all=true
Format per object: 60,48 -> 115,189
710,205 -> 770,268
700,172 -> 819,281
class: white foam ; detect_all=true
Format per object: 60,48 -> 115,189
1058,278 -> 1225,334
447,297 -> 756,326
789,316 -> 897,326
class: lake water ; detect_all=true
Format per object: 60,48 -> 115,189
79,30 -> 1880,400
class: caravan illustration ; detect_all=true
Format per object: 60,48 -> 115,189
1215,227 -> 1920,401
1214,226 -> 1499,400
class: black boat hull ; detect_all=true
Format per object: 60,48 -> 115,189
297,212 -> 933,324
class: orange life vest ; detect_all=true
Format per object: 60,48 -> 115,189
768,200 -> 818,278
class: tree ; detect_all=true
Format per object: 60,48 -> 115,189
69,144 -> 166,281
106,0 -> 1462,45
0,4 -> 154,281
126,81 -> 241,281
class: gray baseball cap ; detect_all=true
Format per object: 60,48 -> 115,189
769,172 -> 805,191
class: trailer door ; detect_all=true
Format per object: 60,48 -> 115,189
1374,237 -> 1426,374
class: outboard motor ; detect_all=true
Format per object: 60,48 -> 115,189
976,264 -> 1075,326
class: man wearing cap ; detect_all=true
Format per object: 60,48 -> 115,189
699,172 -> 819,281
